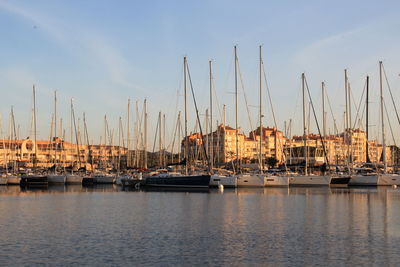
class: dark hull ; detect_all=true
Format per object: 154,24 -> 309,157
144,175 -> 210,188
82,177 -> 95,186
330,177 -> 351,185
20,175 -> 48,187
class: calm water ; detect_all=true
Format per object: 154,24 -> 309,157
0,185 -> 400,266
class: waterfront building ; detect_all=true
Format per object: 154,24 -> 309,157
0,137 -> 127,171
183,125 -> 398,169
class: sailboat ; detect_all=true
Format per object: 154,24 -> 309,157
47,91 -> 67,184
225,46 -> 266,188
348,74 -> 379,186
257,45 -> 289,187
21,85 -> 48,188
4,108 -> 21,185
65,98 -> 83,185
144,56 -> 210,188
206,60 -> 237,188
375,61 -> 400,186
289,74 -> 332,186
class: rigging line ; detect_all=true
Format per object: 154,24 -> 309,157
290,79 -> 302,135
211,75 -> 223,126
151,114 -> 159,154
384,100 -> 397,147
304,76 -> 330,166
262,61 -> 278,128
351,78 -> 367,130
186,62 -> 210,169
169,114 -> 180,156
236,58 -> 255,134
262,57 -> 288,169
325,89 -> 339,135
382,64 -> 400,126
137,102 -> 145,150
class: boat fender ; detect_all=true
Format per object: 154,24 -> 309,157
135,183 -> 140,189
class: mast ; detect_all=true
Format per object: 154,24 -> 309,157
54,90 -> 57,172
11,107 -> 18,172
366,76 -> 370,163
348,82 -> 353,170
118,116 -> 122,175
234,46 -> 239,172
71,98 -> 81,169
322,82 -> 326,163
209,60 -> 214,171
127,98 -> 131,151
83,112 -> 93,172
33,85 -> 38,169
177,112 -> 181,164
163,113 -> 166,167
205,109 -> 209,166
158,111 -> 162,167
302,73 -> 308,175
144,99 -> 148,169
259,45 -> 263,172
379,61 -> 386,172
184,56 -> 189,175
322,82 -> 326,140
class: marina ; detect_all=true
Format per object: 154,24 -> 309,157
1,1 -> 400,265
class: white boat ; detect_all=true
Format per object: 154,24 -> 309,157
94,175 -> 115,184
265,175 -> 289,187
289,175 -> 331,186
65,175 -> 83,184
348,174 -> 378,186
47,174 -> 66,184
377,174 -> 400,186
6,175 -> 21,185
236,174 -> 265,187
0,177 -> 8,185
210,175 -> 237,188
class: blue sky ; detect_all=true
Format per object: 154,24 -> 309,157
0,0 -> 400,148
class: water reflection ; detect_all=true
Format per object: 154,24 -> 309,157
0,185 -> 399,265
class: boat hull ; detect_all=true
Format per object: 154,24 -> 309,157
47,175 -> 66,184
330,176 -> 351,186
94,176 -> 115,184
349,175 -> 378,186
377,174 -> 400,186
20,175 -> 48,187
210,175 -> 237,188
236,174 -> 265,187
65,175 -> 83,185
265,175 -> 289,187
0,177 -> 8,185
7,176 -> 21,185
289,175 -> 331,186
82,177 -> 95,186
145,175 -> 210,188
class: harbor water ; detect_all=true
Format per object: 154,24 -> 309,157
0,186 -> 400,266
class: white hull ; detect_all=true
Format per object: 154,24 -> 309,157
236,174 -> 265,187
6,175 -> 21,185
349,175 -> 378,186
47,175 -> 66,184
210,175 -> 237,188
66,175 -> 83,184
94,176 -> 115,184
265,175 -> 289,187
0,177 -> 8,185
289,175 -> 331,186
377,174 -> 400,186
